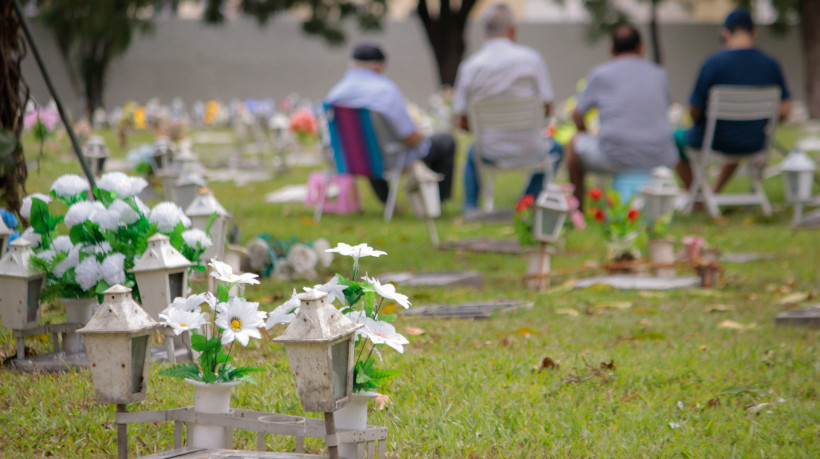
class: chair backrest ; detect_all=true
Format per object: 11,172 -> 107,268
322,103 -> 400,180
468,97 -> 546,168
702,85 -> 781,155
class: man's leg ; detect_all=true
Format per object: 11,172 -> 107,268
424,133 -> 456,202
463,146 -> 481,211
367,178 -> 391,203
714,163 -> 740,193
567,134 -> 586,210
673,128 -> 694,189
523,141 -> 564,197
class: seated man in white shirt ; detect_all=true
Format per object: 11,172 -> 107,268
452,3 -> 562,212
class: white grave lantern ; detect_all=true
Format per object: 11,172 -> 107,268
532,185 -> 570,243
77,284 -> 159,404
130,234 -> 192,320
781,149 -> 816,203
185,188 -> 231,261
0,216 -> 12,259
174,172 -> 207,211
406,162 -> 443,218
83,135 -> 110,176
151,136 -> 175,173
274,290 -> 362,413
173,145 -> 202,175
0,239 -> 46,330
641,167 -> 680,224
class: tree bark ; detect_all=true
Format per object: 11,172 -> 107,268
415,0 -> 477,87
801,0 -> 820,118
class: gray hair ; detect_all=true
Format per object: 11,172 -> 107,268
483,4 -> 515,37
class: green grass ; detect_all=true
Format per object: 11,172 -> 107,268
1,126 -> 818,457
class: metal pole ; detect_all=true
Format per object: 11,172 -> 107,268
324,411 -> 340,459
11,0 -> 97,189
116,404 -> 128,459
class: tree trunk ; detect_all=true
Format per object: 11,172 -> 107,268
801,0 -> 820,118
649,0 -> 662,64
415,0 -> 476,88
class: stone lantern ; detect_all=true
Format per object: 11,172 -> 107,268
532,185 -> 570,244
130,234 -> 192,320
83,135 -> 110,176
0,238 -> 46,331
151,136 -> 175,173
274,290 -> 362,413
641,167 -> 680,224
78,284 -> 159,404
406,161 -> 443,219
781,149 -> 816,204
0,216 -> 12,259
173,145 -> 203,175
174,171 -> 207,211
185,188 -> 231,261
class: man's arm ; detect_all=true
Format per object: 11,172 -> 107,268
572,109 -> 586,132
779,100 -> 790,122
455,114 -> 470,132
402,130 -> 424,147
544,103 -> 552,118
688,105 -> 703,124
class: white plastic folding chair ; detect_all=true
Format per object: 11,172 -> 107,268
468,97 -> 555,212
684,85 -> 781,217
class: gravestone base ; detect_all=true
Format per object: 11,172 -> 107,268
381,271 -> 483,288
775,305 -> 820,328
403,300 -> 532,319
574,275 -> 701,290
5,351 -> 89,372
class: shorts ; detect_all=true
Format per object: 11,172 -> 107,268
574,134 -> 624,174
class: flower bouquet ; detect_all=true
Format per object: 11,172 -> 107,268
24,107 -> 60,143
245,235 -> 332,281
288,108 -> 319,148
586,188 -> 644,266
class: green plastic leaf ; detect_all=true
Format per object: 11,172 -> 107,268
158,362 -> 201,381
379,314 -> 397,323
190,333 -> 207,351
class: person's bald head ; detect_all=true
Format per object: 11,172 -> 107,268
611,24 -> 643,56
483,4 -> 516,39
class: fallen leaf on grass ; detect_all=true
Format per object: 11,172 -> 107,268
624,392 -> 641,403
777,292 -> 810,305
587,283 -> 615,292
501,336 -> 511,346
705,304 -> 735,313
556,308 -> 579,316
744,402 -> 772,414
598,301 -> 632,310
515,327 -> 537,337
299,217 -> 317,226
638,291 -> 666,299
637,319 -> 651,327
600,360 -> 616,370
688,289 -> 730,298
374,394 -> 391,410
534,357 -> 560,372
718,320 -> 756,331
707,397 -> 721,408
668,421 -> 682,429
623,332 -> 667,341
547,278 -> 576,293
404,326 -> 425,336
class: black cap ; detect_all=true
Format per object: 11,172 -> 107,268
352,42 -> 386,62
723,8 -> 754,31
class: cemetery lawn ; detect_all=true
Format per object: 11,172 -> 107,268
1,127 -> 818,458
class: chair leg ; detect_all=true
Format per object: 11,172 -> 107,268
384,173 -> 400,221
482,170 -> 496,213
314,169 -> 332,222
751,163 -> 773,216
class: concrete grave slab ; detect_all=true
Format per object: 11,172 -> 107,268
265,185 -> 309,204
381,271 -> 483,288
403,300 -> 532,319
775,305 -> 820,328
462,209 -> 514,223
575,275 -> 700,290
438,239 -> 524,254
720,252 -> 776,263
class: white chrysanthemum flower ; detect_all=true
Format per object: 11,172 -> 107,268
75,256 -> 103,291
37,249 -> 56,262
52,235 -> 74,253
272,260 -> 293,280
182,228 -> 212,250
312,238 -> 333,267
265,289 -> 300,329
164,292 -> 216,313
325,242 -> 386,262
149,201 -> 191,232
159,307 -> 209,336
65,201 -> 106,228
54,244 -> 81,277
133,197 -> 150,216
50,174 -> 90,198
20,193 -> 52,219
108,199 -> 140,225
209,258 -> 260,285
215,297 -> 266,346
101,253 -> 126,286
82,241 -> 112,255
20,227 -> 42,248
364,276 -> 411,309
287,243 -> 318,274
97,172 -> 148,198
89,206 -> 122,231
315,276 -> 347,306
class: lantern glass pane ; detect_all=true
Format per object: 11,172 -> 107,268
538,211 -> 560,238
26,279 -> 41,324
168,272 -> 184,300
153,155 -> 164,171
786,172 -> 799,196
330,340 -> 349,400
97,157 -> 107,172
130,335 -> 149,393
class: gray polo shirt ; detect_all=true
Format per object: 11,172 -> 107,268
576,56 -> 677,170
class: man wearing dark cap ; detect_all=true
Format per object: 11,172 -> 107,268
326,42 -> 456,205
675,8 -> 791,193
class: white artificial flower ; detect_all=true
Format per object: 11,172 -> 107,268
209,258 -> 260,285
159,307 -> 209,336
315,276 -> 347,306
265,289 -> 300,329
50,174 -> 90,198
149,201 -> 191,232
182,228 -> 212,250
75,256 -> 103,291
215,297 -> 266,346
65,201 -> 106,228
312,238 -> 333,267
326,242 -> 386,262
272,260 -> 293,280
287,243 -> 318,274
165,292 -> 217,313
101,253 -> 126,286
52,235 -> 74,253
37,249 -> 56,262
82,241 -> 112,255
54,244 -> 81,277
20,193 -> 52,219
108,199 -> 140,225
20,227 -> 42,248
97,172 -> 148,198
365,276 -> 411,309
357,316 -> 409,353
133,197 -> 150,216
89,206 -> 122,231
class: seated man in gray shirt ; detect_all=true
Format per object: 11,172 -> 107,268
567,24 -> 677,208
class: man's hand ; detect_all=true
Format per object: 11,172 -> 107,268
455,114 -> 470,132
572,109 -> 586,132
402,130 -> 424,147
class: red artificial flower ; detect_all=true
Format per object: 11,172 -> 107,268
627,208 -> 640,222
516,194 -> 534,213
594,208 -> 606,222
589,188 -> 603,201
606,195 -> 614,207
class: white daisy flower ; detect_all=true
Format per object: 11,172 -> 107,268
312,238 -> 333,267
108,199 -> 140,225
325,242 -> 386,262
20,227 -> 42,248
354,315 -> 409,353
50,174 -> 90,198
52,235 -> 74,253
165,292 -> 216,313
75,256 -> 103,291
215,297 -> 266,346
54,244 -> 81,277
97,172 -> 148,198
20,193 -> 52,219
287,243 -> 318,274
314,276 -> 347,306
149,201 -> 191,232
65,201 -> 106,228
364,276 -> 411,309
101,253 -> 126,286
182,228 -> 212,250
209,258 -> 260,285
265,289 -> 300,329
159,307 -> 209,336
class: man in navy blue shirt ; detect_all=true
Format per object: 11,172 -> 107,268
675,8 -> 790,193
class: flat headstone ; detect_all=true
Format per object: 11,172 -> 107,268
205,169 -> 272,185
775,305 -> 820,328
192,132 -> 235,144
575,275 -> 700,290
794,208 -> 820,228
381,271 -> 483,288
438,239 -> 524,254
403,300 -> 532,319
463,209 -> 514,223
265,185 -> 309,203
141,448 -> 325,458
720,252 -> 776,263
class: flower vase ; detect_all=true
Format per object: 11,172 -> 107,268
185,379 -> 241,449
648,238 -> 676,279
60,297 -> 97,354
334,391 -> 379,459
525,247 -> 551,291
607,234 -> 639,274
